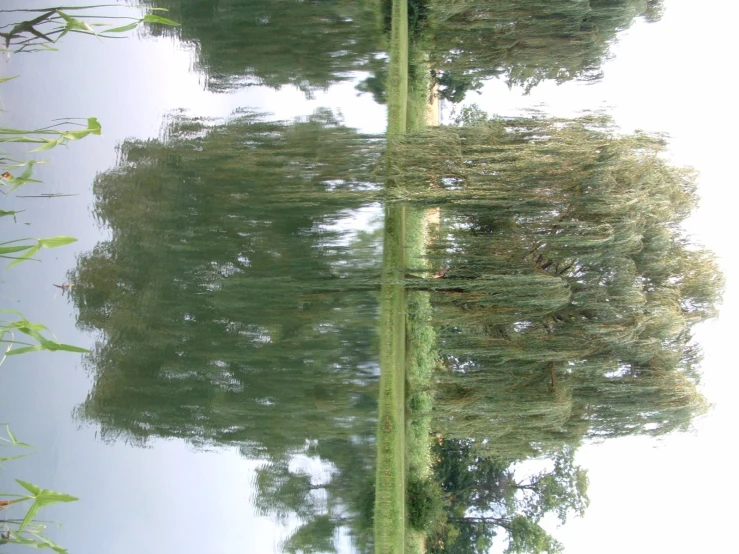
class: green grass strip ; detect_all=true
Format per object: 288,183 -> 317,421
375,205 -> 407,554
375,0 -> 408,552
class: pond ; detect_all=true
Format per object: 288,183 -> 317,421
0,1 -> 735,553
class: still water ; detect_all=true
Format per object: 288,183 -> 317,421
1,1 -> 387,552
1,1 -> 734,553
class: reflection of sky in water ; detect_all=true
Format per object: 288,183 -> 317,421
0,1 -> 383,552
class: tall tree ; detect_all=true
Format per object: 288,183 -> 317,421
253,437 -> 376,553
428,439 -> 588,554
426,0 -> 664,96
393,115 -> 723,456
69,109 -> 384,456
68,109 -> 386,550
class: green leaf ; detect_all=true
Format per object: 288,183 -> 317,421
142,14 -> 180,26
27,533 -> 68,554
19,502 -> 42,532
0,245 -> 33,255
47,343 -> 89,354
87,117 -> 102,135
0,137 -> 46,144
2,160 -> 39,192
5,345 -> 45,356
6,425 -> 19,444
0,210 -> 25,221
0,75 -> 19,83
0,453 -> 29,462
18,160 -> 37,181
0,127 -> 57,136
103,21 -> 139,34
57,11 -> 97,35
36,43 -> 60,52
29,138 -> 63,152
16,480 -> 42,496
11,321 -> 50,333
15,480 -> 78,532
37,236 -> 77,249
4,425 -> 34,448
6,245 -> 41,268
60,130 -> 91,141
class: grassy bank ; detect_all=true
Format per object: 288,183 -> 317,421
374,0 -> 409,552
404,8 -> 438,552
376,0 -> 439,551
404,208 -> 437,554
375,204 -> 408,554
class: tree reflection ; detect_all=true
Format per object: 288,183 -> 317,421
69,109 -> 383,552
141,0 -> 385,94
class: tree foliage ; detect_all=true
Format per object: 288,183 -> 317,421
426,0 -> 664,95
67,109 -> 386,552
139,0 -> 384,93
428,439 -> 587,553
69,109 -> 384,454
392,115 -> 723,456
253,438 -> 376,553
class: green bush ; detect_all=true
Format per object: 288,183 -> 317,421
406,477 -> 444,531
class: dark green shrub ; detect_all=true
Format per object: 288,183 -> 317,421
407,477 -> 444,531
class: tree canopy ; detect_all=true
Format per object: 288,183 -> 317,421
67,109 -> 386,552
425,0 -> 664,97
140,0 -> 385,93
69,109 -> 384,454
393,114 -> 723,456
428,440 -> 588,554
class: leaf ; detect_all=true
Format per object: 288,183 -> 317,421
0,127 -> 57,136
0,210 -> 24,221
46,343 -> 89,354
37,236 -> 77,249
0,75 -> 19,83
0,454 -> 28,462
11,321 -> 50,333
0,245 -> 33,255
57,12 -> 97,36
0,137 -> 46,144
15,480 -> 78,532
36,43 -> 59,52
6,245 -> 41,268
16,480 -> 42,496
60,130 -> 91,141
103,22 -> 139,34
17,160 -> 37,181
29,138 -> 63,152
4,425 -> 34,448
5,345 -> 45,356
86,117 -> 102,135
26,533 -> 68,554
6,425 -> 19,444
4,160 -> 39,192
19,502 -> 42,532
142,14 -> 180,26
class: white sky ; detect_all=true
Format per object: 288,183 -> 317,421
450,1 -> 738,552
